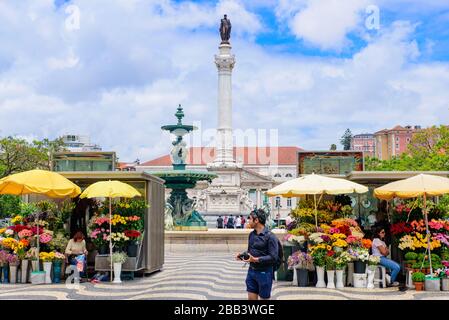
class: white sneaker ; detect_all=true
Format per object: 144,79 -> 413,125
385,274 -> 391,285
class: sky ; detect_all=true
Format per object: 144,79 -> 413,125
0,0 -> 449,162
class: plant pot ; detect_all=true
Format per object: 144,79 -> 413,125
442,278 -> 449,291
21,260 -> 29,283
43,261 -> 52,284
353,273 -> 367,288
315,266 -> 326,288
126,243 -> 138,257
335,270 -> 345,289
53,261 -> 62,284
31,260 -> 40,272
296,268 -> 309,287
326,270 -> 335,289
2,265 -> 9,284
425,277 -> 440,291
354,260 -> 366,274
9,265 -> 18,284
98,245 -> 109,255
366,268 -> 375,289
414,282 -> 424,291
113,262 -> 122,283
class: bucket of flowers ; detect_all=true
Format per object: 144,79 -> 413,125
287,251 -> 313,287
108,251 -> 128,283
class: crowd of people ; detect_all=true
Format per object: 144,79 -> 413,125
216,214 -> 249,229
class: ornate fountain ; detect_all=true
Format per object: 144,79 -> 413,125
149,105 -> 217,231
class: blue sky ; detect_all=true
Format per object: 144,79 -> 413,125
0,0 -> 449,162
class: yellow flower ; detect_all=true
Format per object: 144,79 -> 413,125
326,245 -> 332,251
0,228 -> 6,234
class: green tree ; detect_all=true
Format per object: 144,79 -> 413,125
0,136 -> 66,178
340,129 -> 352,150
330,144 -> 337,151
365,125 -> 449,171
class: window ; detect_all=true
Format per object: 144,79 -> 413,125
396,137 -> 399,142
275,197 -> 281,208
285,173 -> 293,178
396,143 -> 399,149
406,137 -> 410,143
274,173 -> 281,177
287,197 -> 292,207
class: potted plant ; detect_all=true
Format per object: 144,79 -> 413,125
109,251 -> 128,283
310,246 -> 327,288
412,272 -> 425,291
288,251 -> 314,287
424,274 -> 441,291
334,252 -> 351,289
26,247 -> 39,271
325,255 -> 336,289
39,252 -> 54,284
404,252 -> 417,267
52,252 -> 65,284
124,230 -> 141,257
412,262 -> 422,273
439,262 -> 449,291
7,254 -> 20,284
366,255 -> 381,289
0,250 -> 9,283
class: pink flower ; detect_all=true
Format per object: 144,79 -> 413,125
39,233 -> 52,244
329,227 -> 340,234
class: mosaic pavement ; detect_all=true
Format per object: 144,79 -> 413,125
0,252 -> 448,300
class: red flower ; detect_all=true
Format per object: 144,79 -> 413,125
124,230 -> 141,238
338,225 -> 351,236
9,225 -> 32,233
327,250 -> 335,257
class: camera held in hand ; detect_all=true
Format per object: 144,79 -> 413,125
238,251 -> 250,261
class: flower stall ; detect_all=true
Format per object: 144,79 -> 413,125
0,170 -> 166,284
374,173 -> 449,291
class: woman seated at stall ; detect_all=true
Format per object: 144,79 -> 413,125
65,231 -> 88,281
371,226 -> 401,287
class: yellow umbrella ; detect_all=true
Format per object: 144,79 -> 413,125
374,173 -> 449,274
0,169 -> 81,275
80,180 -> 141,281
0,169 -> 81,198
266,173 -> 368,227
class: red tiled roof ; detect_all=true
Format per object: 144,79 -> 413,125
391,125 -> 406,131
140,146 -> 302,166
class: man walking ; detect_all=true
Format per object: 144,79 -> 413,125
236,209 -> 278,300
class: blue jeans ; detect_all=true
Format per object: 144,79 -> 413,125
380,256 -> 401,282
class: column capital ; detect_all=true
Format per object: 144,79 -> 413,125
215,54 -> 235,71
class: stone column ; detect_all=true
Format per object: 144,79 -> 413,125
213,43 -> 236,167
256,188 -> 261,208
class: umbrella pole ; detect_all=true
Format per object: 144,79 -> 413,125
36,211 -> 40,272
423,194 -> 432,274
314,194 -> 318,229
109,197 -> 113,282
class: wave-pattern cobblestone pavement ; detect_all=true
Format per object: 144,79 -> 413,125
0,253 -> 448,300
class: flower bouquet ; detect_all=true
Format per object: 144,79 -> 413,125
334,251 -> 352,270
287,251 -> 314,271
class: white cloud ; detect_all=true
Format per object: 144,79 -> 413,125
0,0 -> 448,162
277,0 -> 370,51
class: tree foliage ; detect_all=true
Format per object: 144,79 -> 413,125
330,144 -> 337,151
365,125 -> 449,171
340,129 -> 352,150
0,136 -> 66,178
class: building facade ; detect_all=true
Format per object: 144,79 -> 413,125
374,125 -> 420,160
351,134 -> 375,157
136,146 -> 301,219
62,134 -> 102,152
